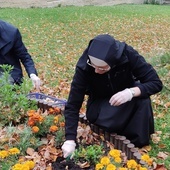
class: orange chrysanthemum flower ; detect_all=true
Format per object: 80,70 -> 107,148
59,122 -> 65,127
32,126 -> 39,133
49,125 -> 58,132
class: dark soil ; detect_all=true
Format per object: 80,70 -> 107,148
52,157 -> 94,170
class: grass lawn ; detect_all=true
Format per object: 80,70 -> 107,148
0,4 -> 170,168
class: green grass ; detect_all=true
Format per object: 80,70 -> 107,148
0,4 -> 170,168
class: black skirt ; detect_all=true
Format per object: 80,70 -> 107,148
86,97 -> 154,148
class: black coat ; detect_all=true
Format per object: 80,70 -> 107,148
64,34 -> 163,147
0,20 -> 38,84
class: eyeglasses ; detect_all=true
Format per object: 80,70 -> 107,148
87,59 -> 110,71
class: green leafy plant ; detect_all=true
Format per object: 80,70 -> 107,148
1,124 -> 42,154
73,144 -> 104,165
54,127 -> 65,147
0,64 -> 37,126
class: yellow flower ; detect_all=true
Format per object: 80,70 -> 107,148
21,164 -> 30,170
141,154 -> 153,166
8,148 -> 20,155
100,156 -> 110,165
141,154 -> 150,161
127,159 -> 138,169
109,149 -> 121,158
24,160 -> 35,169
119,168 -> 128,170
12,163 -> 23,170
95,163 -> 104,170
114,156 -> 122,163
54,116 -> 59,123
147,158 -> 153,166
0,150 -> 9,159
139,167 -> 147,170
106,164 -> 116,170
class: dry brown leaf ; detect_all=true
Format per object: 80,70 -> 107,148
17,124 -> 26,131
25,152 -> 42,162
77,161 -> 90,168
164,102 -> 170,108
157,152 -> 169,160
143,145 -> 152,151
155,131 -> 162,135
26,147 -> 35,156
155,164 -> 167,170
44,150 -> 51,160
41,137 -> 49,144
46,165 -> 52,170
151,134 -> 161,144
48,136 -> 55,146
158,143 -> 166,149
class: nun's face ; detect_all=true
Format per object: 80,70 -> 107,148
87,59 -> 110,74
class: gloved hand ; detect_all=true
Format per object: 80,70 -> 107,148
61,140 -> 76,158
30,74 -> 41,91
109,88 -> 133,106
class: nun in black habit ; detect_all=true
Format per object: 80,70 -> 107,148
61,34 -> 163,158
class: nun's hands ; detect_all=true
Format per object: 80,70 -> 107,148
61,140 -> 76,158
30,74 -> 41,91
109,88 -> 133,106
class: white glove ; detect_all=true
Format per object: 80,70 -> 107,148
30,74 -> 41,91
61,140 -> 76,158
109,88 -> 133,106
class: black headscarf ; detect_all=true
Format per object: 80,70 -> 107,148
87,34 -> 125,68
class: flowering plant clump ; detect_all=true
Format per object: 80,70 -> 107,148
27,108 -> 65,138
0,148 -> 20,159
0,148 -> 33,169
12,160 -> 35,170
26,108 -> 66,148
95,149 -> 153,170
0,64 -> 37,126
141,154 -> 153,167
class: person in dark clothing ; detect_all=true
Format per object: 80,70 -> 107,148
61,34 -> 163,158
0,20 -> 41,90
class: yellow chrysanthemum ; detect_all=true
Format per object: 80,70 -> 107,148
141,154 -> 153,166
21,164 -> 30,170
24,160 -> 35,169
100,156 -> 110,165
114,156 -> 122,163
127,159 -> 138,169
8,148 -> 20,155
12,163 -> 23,170
119,168 -> 128,170
139,167 -> 147,170
95,163 -> 104,170
141,154 -> 150,161
0,150 -> 9,159
109,149 -> 121,158
147,158 -> 153,166
106,163 -> 116,170
54,116 -> 59,123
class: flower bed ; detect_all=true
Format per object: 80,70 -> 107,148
30,97 -> 152,169
0,93 -> 153,170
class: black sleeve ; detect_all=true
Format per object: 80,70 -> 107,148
64,67 -> 88,140
13,28 -> 38,76
125,45 -> 163,98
